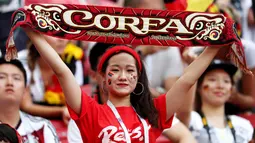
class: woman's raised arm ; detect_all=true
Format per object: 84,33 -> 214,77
165,46 -> 221,120
24,28 -> 82,115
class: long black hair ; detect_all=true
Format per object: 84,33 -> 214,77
101,49 -> 159,128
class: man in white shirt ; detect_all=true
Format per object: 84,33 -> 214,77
0,57 -> 59,143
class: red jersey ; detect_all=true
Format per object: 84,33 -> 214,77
67,90 -> 174,143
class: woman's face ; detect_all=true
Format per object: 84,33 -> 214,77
105,53 -> 138,97
199,69 -> 232,107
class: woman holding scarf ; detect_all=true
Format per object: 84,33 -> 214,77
23,25 -> 222,142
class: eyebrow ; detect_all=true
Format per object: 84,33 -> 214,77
110,64 -> 136,68
126,65 -> 136,68
0,72 -> 22,77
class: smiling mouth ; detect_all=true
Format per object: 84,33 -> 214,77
117,84 -> 128,87
213,92 -> 224,96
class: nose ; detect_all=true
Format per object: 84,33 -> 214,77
118,71 -> 127,81
216,80 -> 225,89
7,76 -> 14,86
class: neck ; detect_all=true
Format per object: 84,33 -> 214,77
108,94 -> 131,107
0,106 -> 20,128
201,102 -> 226,128
202,103 -> 225,117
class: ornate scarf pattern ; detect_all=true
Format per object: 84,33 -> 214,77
5,4 -> 249,73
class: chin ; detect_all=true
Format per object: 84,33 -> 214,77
211,100 -> 226,107
111,89 -> 132,97
116,92 -> 131,97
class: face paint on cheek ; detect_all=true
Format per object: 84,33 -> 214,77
133,75 -> 137,80
130,74 -> 137,81
108,79 -> 112,85
108,72 -> 114,77
203,84 -> 209,91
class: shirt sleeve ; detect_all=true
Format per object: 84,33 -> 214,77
153,94 -> 174,130
66,88 -> 98,120
247,122 -> 254,142
43,120 -> 60,143
67,119 -> 83,143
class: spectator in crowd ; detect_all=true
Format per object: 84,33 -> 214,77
17,37 -> 84,125
0,57 -> 59,143
187,59 -> 254,143
180,0 -> 255,115
68,42 -> 197,143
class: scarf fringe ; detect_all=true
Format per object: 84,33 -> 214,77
5,33 -> 18,61
229,43 -> 253,75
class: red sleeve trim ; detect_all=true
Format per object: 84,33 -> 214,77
154,94 -> 174,129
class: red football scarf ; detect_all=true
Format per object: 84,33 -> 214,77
5,4 -> 249,73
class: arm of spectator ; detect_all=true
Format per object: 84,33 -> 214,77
162,121 -> 197,143
176,84 -> 196,126
165,46 -> 220,120
228,86 -> 255,109
24,28 -> 82,115
241,68 -> 255,107
20,86 -> 69,123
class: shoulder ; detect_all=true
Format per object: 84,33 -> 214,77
20,112 -> 54,127
230,115 -> 254,141
189,111 -> 203,130
230,115 -> 253,129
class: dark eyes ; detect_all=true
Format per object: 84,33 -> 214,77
208,78 -> 216,81
127,69 -> 135,72
111,69 -> 119,72
0,75 -> 21,80
224,80 -> 231,83
111,69 -> 135,72
13,76 -> 22,80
